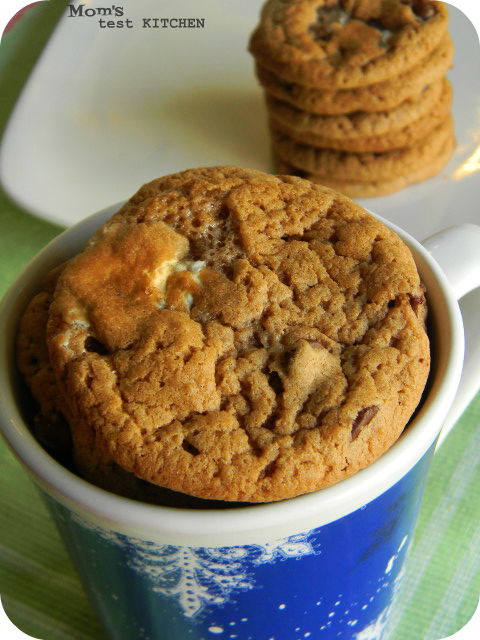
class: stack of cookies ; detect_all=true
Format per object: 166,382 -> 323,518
249,0 -> 455,197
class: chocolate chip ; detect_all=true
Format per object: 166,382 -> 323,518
268,371 -> 284,395
366,17 -> 386,31
278,78 -> 295,92
365,18 -> 392,47
310,3 -> 349,41
409,294 -> 424,316
401,0 -> 435,19
84,336 -> 109,355
282,349 -> 294,367
182,440 -> 200,456
259,459 -> 277,480
351,405 -> 379,440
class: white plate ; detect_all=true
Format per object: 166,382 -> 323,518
0,0 -> 271,225
0,0 -> 478,235
0,0 -> 479,427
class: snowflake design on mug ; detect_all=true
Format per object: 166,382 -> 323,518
130,544 -> 254,617
72,513 -> 319,617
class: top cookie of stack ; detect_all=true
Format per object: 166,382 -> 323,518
249,0 -> 455,197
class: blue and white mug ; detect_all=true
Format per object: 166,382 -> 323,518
1,208 -> 479,640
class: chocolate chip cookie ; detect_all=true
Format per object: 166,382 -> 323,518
272,114 -> 453,180
22,167 -> 430,503
255,34 -> 454,115
268,77 -> 452,152
249,0 -> 450,89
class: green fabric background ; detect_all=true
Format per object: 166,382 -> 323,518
0,2 -> 478,639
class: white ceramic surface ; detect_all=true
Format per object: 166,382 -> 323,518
0,1 -> 478,235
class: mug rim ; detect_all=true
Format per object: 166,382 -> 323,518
0,205 -> 465,544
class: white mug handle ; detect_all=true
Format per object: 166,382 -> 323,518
422,223 -> 480,446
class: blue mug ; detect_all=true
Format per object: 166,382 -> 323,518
1,209 -> 479,640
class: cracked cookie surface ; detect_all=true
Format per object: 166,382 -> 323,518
42,167 -> 430,502
16,280 -> 245,509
